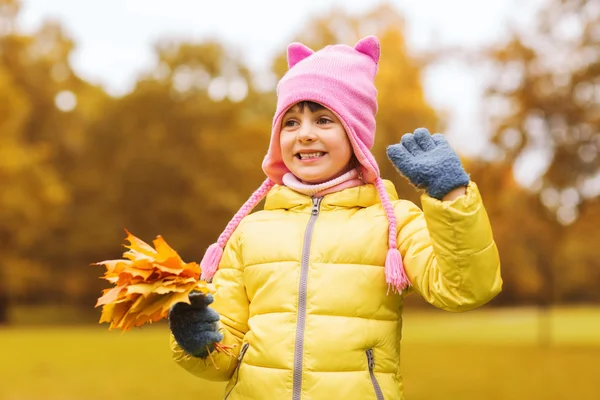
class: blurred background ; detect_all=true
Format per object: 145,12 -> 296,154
0,0 -> 599,399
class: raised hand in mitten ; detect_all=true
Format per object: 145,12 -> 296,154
386,128 -> 470,200
168,292 -> 223,358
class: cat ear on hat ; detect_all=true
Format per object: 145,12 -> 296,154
354,35 -> 380,64
287,42 -> 315,68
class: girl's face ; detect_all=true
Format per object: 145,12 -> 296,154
280,102 -> 354,184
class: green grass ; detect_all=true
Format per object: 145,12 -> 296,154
1,307 -> 599,400
402,306 -> 600,345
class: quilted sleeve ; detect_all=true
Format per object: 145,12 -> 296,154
396,181 -> 502,311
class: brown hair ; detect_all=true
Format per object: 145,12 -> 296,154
289,101 -> 325,113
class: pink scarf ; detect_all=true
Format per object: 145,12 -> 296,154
282,168 -> 364,197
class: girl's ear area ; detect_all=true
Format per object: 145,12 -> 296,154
354,36 -> 380,64
287,42 -> 315,68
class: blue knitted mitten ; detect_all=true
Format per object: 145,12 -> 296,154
386,128 -> 470,200
168,292 -> 223,358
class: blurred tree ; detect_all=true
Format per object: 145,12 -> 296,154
556,198 -> 600,302
0,0 -> 18,34
3,0 -> 600,324
271,3 -> 440,205
483,0 -> 599,221
0,62 -> 56,322
3,0 -> 275,313
465,160 -> 539,305
480,0 -> 600,341
0,1 -> 107,315
0,0 -> 61,320
71,39 -> 274,306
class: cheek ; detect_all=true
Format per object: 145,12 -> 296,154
336,136 -> 353,163
279,134 -> 296,161
344,139 -> 353,157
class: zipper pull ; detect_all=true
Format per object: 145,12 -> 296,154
238,343 -> 249,361
311,197 -> 322,215
366,349 -> 375,370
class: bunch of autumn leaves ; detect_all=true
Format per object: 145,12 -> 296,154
94,229 -> 213,331
94,231 -> 235,360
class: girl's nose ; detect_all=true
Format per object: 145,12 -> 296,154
297,124 -> 317,142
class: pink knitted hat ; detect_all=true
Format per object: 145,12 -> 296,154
201,36 -> 410,293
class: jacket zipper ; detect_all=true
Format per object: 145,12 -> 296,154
292,197 -> 323,400
366,349 -> 385,400
224,342 -> 250,400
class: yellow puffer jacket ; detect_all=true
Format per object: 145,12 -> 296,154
171,180 -> 502,399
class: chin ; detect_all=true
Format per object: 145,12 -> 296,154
302,178 -> 327,184
293,166 -> 348,184
296,173 -> 332,184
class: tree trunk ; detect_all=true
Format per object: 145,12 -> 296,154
536,222 -> 564,348
0,283 -> 8,325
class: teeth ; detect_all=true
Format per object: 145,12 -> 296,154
299,152 -> 324,159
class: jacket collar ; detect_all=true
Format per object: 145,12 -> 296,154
264,180 -> 399,211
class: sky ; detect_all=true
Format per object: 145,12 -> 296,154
16,0 -> 546,176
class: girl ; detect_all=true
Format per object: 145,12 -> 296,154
168,36 -> 502,400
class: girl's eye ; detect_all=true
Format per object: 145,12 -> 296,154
284,120 -> 298,127
318,117 -> 332,124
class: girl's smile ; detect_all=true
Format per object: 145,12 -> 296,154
295,151 -> 327,161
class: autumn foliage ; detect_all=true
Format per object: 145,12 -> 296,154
93,230 -> 213,331
1,0 -> 599,328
